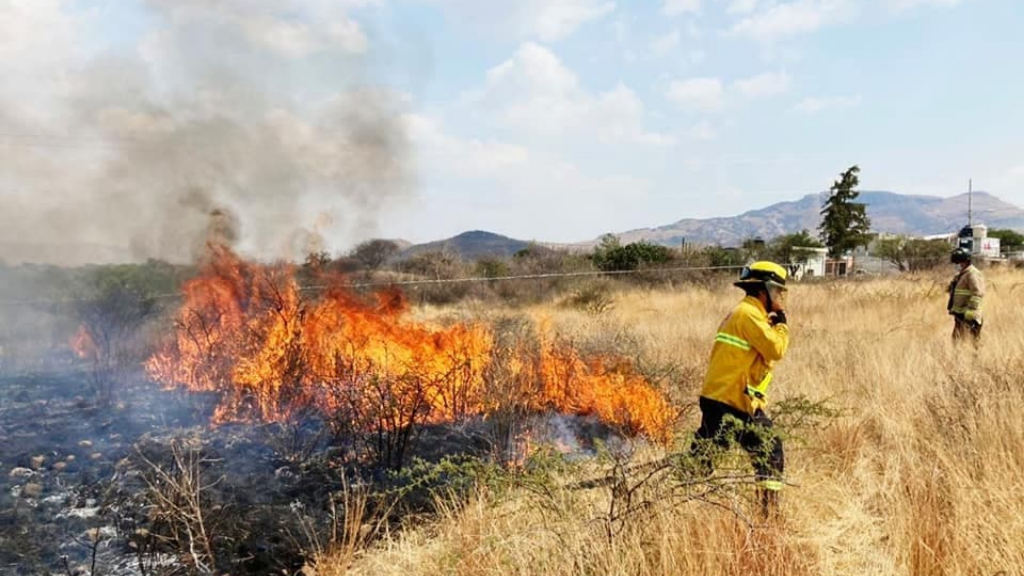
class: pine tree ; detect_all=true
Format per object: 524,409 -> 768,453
819,165 -> 871,258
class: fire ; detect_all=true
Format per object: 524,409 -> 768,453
146,245 -> 676,445
71,325 -> 99,360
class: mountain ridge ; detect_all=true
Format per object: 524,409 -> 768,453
610,191 -> 1024,247
400,191 -> 1024,259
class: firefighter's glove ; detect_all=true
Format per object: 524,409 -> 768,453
964,310 -> 980,324
769,310 -> 787,326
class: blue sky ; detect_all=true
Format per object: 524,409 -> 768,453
2,0 -> 1023,260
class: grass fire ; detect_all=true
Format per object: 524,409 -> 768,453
145,244 -> 675,452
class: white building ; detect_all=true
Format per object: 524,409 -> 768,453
789,247 -> 829,279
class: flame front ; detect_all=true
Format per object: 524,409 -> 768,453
146,246 -> 675,444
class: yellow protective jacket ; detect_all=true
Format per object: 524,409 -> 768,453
948,265 -> 985,324
700,296 -> 790,415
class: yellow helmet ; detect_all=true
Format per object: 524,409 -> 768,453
734,261 -> 788,291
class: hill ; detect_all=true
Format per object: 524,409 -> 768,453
612,191 -> 1024,246
400,230 -> 532,260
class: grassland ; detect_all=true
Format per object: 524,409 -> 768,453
319,268 -> 1024,576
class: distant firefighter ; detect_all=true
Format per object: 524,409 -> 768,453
690,261 -> 789,519
947,247 -> 985,343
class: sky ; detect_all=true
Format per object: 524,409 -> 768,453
2,0 -> 1023,261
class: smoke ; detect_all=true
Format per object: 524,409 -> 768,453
0,0 -> 411,265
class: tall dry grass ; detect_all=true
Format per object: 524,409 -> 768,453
319,268 -> 1024,576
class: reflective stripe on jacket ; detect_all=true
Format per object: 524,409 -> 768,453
948,265 -> 985,324
700,296 -> 789,415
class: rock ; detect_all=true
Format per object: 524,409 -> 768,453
66,455 -> 76,462
53,462 -> 67,472
89,452 -> 103,461
78,440 -> 93,449
21,483 -> 43,498
8,467 -> 33,479
30,455 -> 45,470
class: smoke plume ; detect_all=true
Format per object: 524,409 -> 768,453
0,0 -> 411,265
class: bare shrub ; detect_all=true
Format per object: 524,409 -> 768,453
71,266 -> 162,401
561,279 -> 617,315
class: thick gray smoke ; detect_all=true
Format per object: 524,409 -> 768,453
0,0 -> 411,265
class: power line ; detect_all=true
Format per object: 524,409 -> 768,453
0,253 -> 972,308
0,263 -> 745,307
303,263 -> 747,291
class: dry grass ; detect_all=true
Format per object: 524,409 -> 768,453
319,268 -> 1024,576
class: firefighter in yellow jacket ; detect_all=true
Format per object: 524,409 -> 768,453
690,261 -> 789,516
948,247 -> 985,343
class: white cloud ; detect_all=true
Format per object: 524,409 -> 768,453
422,0 -> 614,42
727,0 -> 759,15
663,0 -> 701,16
731,0 -> 857,42
733,71 -> 791,97
650,29 -> 681,57
405,114 -> 529,179
402,114 -> 658,242
595,85 -> 677,145
535,0 -> 616,41
688,120 -> 718,141
666,77 -> 724,111
468,43 -> 674,146
883,0 -> 966,12
794,94 -> 862,113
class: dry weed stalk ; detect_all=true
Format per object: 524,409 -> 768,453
300,476 -> 399,576
136,439 -> 223,574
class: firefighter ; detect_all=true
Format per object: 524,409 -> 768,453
689,261 -> 789,518
948,247 -> 985,343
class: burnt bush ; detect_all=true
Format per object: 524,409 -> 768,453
69,262 -> 182,401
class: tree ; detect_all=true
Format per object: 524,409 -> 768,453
475,256 -> 510,279
702,245 -> 743,268
350,239 -> 401,270
740,237 -> 767,261
819,165 -> 872,258
987,228 -> 1024,254
768,230 -> 824,264
873,235 -> 950,272
591,234 -> 672,272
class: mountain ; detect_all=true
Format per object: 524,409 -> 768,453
401,230 -> 532,260
612,191 -> 1024,247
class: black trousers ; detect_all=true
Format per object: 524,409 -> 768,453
690,396 -> 784,482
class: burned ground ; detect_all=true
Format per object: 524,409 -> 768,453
0,369 -> 551,575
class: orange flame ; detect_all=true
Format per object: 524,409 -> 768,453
146,245 -> 675,444
71,326 -> 99,360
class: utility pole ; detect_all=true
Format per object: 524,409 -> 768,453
968,178 -> 973,227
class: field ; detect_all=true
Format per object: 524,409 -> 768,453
321,267 -> 1024,576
